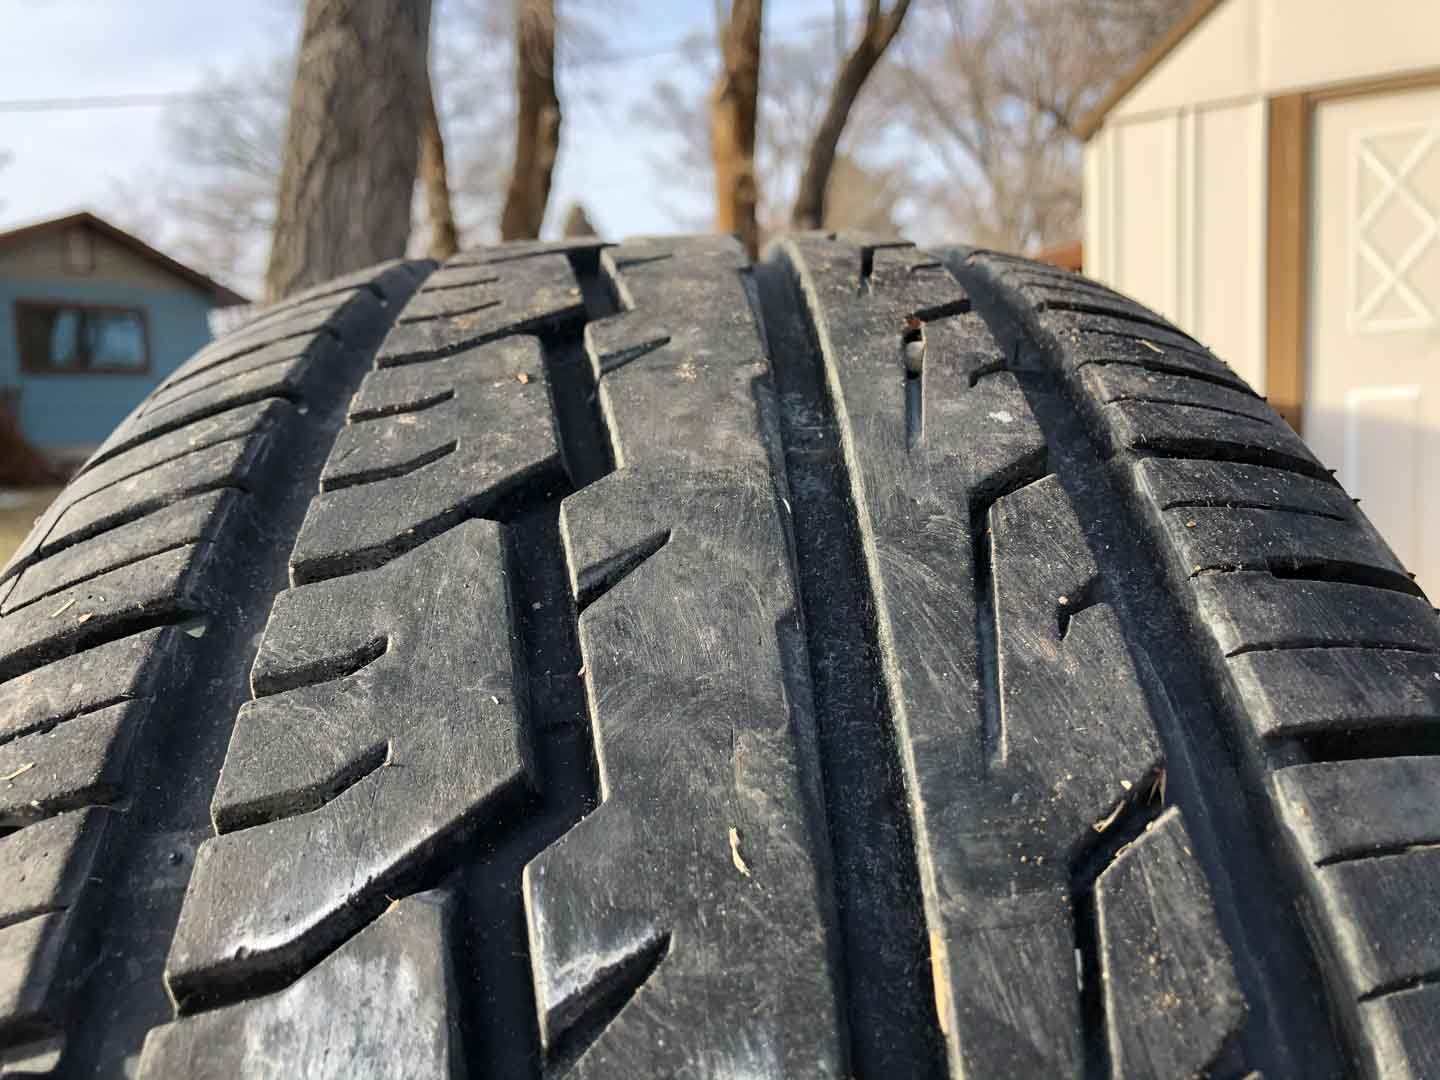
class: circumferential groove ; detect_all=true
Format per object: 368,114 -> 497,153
757,249 -> 948,1079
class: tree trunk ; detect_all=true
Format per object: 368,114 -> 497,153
500,0 -> 561,242
710,0 -> 763,259
418,72 -> 460,260
264,0 -> 432,304
791,0 -> 911,231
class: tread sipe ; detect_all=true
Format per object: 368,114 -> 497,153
0,235 -> 1434,1078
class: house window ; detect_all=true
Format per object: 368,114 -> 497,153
14,302 -> 150,375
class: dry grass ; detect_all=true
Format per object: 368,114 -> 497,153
0,487 -> 61,567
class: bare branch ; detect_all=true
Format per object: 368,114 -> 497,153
790,0 -> 911,230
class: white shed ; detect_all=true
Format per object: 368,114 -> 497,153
1079,0 -> 1440,593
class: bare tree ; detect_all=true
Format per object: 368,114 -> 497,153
265,0 -> 432,303
500,0 -> 561,241
884,0 -> 1188,251
419,71 -> 461,259
791,0 -> 911,230
634,28 -> 903,236
710,0 -> 763,258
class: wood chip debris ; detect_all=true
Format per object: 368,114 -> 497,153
728,827 -> 752,877
1149,767 -> 1168,804
1092,800 -> 1126,833
515,371 -> 532,384
50,597 -> 77,618
1139,339 -> 1164,354
1,762 -> 36,782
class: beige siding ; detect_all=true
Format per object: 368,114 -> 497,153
1084,0 -> 1440,394
0,227 -> 196,293
1111,0 -> 1440,121
1114,116 -> 1181,320
1083,99 -> 1267,391
1120,0 -> 1262,117
1191,102 -> 1267,390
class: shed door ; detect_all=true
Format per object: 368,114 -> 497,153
1308,84 -> 1440,595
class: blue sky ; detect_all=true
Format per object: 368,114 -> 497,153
0,0 -> 843,243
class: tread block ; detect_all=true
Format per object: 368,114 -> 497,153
1160,507 -> 1409,584
1103,399 -> 1323,477
3,491 -> 245,616
588,237 -> 774,472
291,337 -> 560,583
168,522 -> 531,1008
38,437 -> 270,569
1309,848 -> 1440,997
1096,807 -> 1245,1078
1081,363 -> 1267,418
1231,648 -> 1440,739
0,703 -> 145,825
144,339 -> 311,414
1076,346 -> 1249,392
990,476 -> 1163,814
0,810 -> 109,928
924,474 -> 1164,1075
84,263 -> 416,471
0,912 -> 69,1041
0,545 -> 218,681
1042,309 -> 1207,357
1273,758 -> 1440,865
1135,458 -> 1357,520
324,339 -> 547,488
140,890 -> 460,1080
1360,982 -> 1440,1080
0,627 -> 175,745
377,251 -> 583,364
1037,308 -> 1249,390
533,468 -> 844,1076
116,354 -> 313,449
4,400 -> 290,582
1195,576 -> 1440,657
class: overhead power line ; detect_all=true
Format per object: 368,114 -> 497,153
0,9 -> 860,114
0,92 -> 252,113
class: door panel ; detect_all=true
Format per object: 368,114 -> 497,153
1308,85 -> 1440,595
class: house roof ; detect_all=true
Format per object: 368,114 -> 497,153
1074,0 -> 1227,141
0,211 -> 248,306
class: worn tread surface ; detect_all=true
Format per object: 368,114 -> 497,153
0,235 -> 1432,1078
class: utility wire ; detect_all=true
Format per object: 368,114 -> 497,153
0,8 -> 858,113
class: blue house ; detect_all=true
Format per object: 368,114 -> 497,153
0,212 -> 247,469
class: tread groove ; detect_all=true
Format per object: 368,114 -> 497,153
1075,358 -> 1255,395
349,388 -> 455,421
321,440 -> 458,493
543,932 -> 671,1073
758,252 -> 948,1079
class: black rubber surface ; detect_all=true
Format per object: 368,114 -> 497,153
0,235 -> 1436,1078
